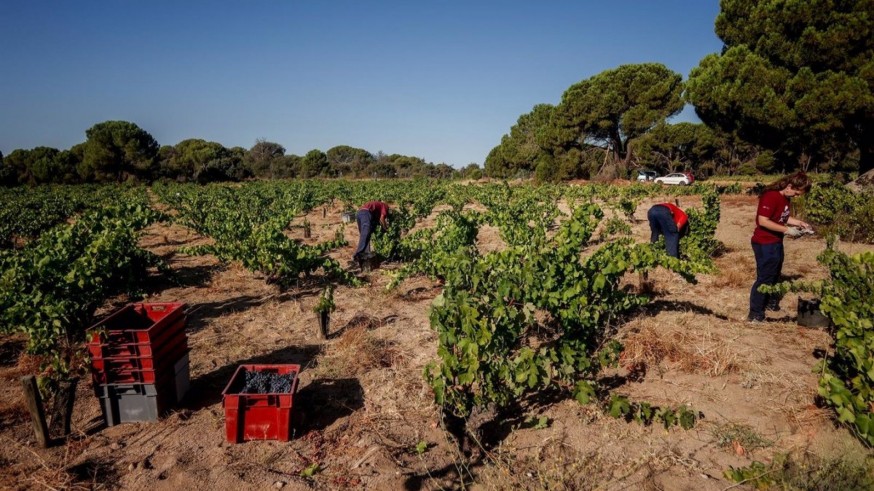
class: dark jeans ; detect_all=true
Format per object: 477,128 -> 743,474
749,241 -> 784,320
648,205 -> 680,258
353,210 -> 373,260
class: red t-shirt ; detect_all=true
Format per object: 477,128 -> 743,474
752,190 -> 790,244
659,203 -> 688,230
360,201 -> 389,222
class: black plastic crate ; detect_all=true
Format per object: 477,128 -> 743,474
95,353 -> 190,426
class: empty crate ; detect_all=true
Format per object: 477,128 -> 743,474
88,302 -> 191,425
96,353 -> 191,426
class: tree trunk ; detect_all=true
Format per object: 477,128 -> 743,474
859,128 -> 874,176
800,152 -> 812,173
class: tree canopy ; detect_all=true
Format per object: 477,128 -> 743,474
326,145 -> 374,177
159,139 -> 249,182
78,121 -> 159,182
245,140 -> 286,178
486,64 -> 685,180
687,0 -> 874,174
556,63 -> 685,165
484,104 -> 557,178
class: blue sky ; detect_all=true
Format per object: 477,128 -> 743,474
0,1 -> 723,168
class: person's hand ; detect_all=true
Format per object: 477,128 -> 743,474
786,227 -> 804,238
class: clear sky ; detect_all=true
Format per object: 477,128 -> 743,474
0,1 -> 723,168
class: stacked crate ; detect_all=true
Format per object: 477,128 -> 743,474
87,302 -> 190,426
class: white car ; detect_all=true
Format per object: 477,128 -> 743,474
636,170 -> 658,182
654,173 -> 691,185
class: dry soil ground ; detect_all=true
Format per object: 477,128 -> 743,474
1,191 -> 872,490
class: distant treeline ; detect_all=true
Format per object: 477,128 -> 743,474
0,121 -> 483,186
485,1 -> 872,182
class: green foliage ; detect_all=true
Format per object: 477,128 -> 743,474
0,202 -> 164,393
557,63 -> 685,162
633,122 -> 718,174
422,197 -> 707,418
724,461 -> 774,489
484,104 -> 563,179
688,1 -> 874,174
157,182 -> 360,288
387,208 -> 482,289
762,245 -> 874,446
799,183 -> 874,243
712,422 -> 773,453
300,463 -> 321,478
371,205 -> 417,261
0,185 -> 151,248
244,140 -> 287,178
371,190 -> 445,261
413,440 -> 430,455
313,286 -> 335,314
79,120 -> 159,182
326,145 -> 374,177
159,139 -> 249,183
300,149 -> 330,178
606,395 -> 699,430
725,452 -> 874,491
680,188 -> 722,267
523,415 -> 550,430
1,147 -> 80,185
601,216 -> 632,238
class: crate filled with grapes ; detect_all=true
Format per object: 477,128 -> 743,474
222,364 -> 300,442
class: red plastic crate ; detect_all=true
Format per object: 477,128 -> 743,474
87,303 -> 187,346
88,322 -> 187,362
222,364 -> 300,443
90,338 -> 190,374
90,348 -> 190,385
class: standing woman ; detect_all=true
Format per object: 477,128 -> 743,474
748,172 -> 812,322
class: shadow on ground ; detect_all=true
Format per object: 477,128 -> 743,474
0,338 -> 24,367
183,295 -> 276,334
643,299 -> 731,320
293,378 -> 364,437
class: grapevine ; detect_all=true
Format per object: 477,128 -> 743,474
762,240 -> 874,446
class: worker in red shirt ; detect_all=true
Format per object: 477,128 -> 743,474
647,202 -> 688,258
353,200 -> 389,262
748,172 -> 812,323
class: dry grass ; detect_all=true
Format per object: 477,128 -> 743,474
622,325 -> 742,377
0,434 -> 115,491
710,422 -> 774,455
713,265 -> 749,288
314,326 -> 403,378
713,254 -> 755,288
795,262 -> 816,275
779,403 -> 833,432
476,438 -> 609,490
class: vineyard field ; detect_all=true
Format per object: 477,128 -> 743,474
0,181 -> 872,490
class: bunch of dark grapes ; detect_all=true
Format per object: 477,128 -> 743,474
269,374 -> 294,393
242,370 -> 296,394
